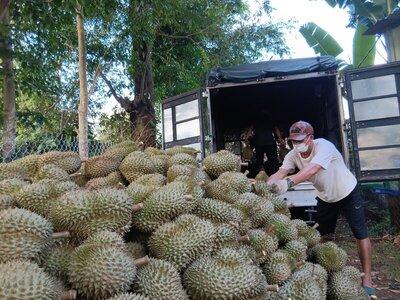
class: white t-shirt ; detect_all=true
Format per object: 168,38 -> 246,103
281,138 -> 357,203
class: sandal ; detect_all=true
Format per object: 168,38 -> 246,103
363,285 -> 377,298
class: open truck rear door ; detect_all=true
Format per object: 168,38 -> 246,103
161,89 -> 211,158
345,62 -> 400,182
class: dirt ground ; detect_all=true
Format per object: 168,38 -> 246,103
335,217 -> 400,300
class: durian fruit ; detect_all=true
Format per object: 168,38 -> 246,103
68,230 -> 147,299
183,247 -> 276,300
294,262 -> 328,297
303,226 -> 321,248
213,223 -> 242,252
135,173 -> 166,186
262,250 -> 295,285
202,150 -> 240,178
104,140 -> 140,161
253,181 -> 273,197
0,178 -> 29,195
144,146 -> 166,156
125,173 -> 166,204
291,219 -> 309,236
38,151 -> 81,174
35,164 -> 71,181
119,151 -> 156,182
249,199 -> 275,228
238,217 -> 255,236
126,182 -> 157,204
10,154 -> 40,177
218,171 -> 252,193
255,170 -> 268,181
270,196 -> 291,217
84,155 -> 121,178
85,171 -> 125,190
0,194 -> 14,209
168,153 -> 197,167
126,241 -> 147,259
0,208 -> 69,263
42,241 -> 75,282
107,293 -> 150,300
192,197 -> 244,225
291,220 -> 321,247
234,192 -> 265,215
132,182 -> 199,232
265,213 -> 298,244
277,273 -> 324,300
0,162 -> 29,181
15,179 -> 79,217
283,240 -> 308,262
205,179 -> 240,204
49,188 -> 136,241
167,164 -> 210,184
247,229 -> 279,264
148,214 -> 215,270
0,260 -> 71,300
134,258 -> 187,300
328,266 -> 368,300
149,154 -> 169,175
165,145 -> 199,157
235,244 -> 258,262
310,242 -> 348,272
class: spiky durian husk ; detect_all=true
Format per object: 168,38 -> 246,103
0,208 -> 53,263
0,260 -> 65,299
148,214 -> 215,270
183,247 -> 267,300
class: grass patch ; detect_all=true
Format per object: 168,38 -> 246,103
372,241 -> 400,282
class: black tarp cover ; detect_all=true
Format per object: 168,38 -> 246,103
207,56 -> 338,87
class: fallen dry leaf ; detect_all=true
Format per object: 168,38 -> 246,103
389,289 -> 400,294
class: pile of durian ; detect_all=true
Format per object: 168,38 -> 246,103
0,142 -> 369,300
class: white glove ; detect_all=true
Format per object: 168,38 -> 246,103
270,179 -> 289,195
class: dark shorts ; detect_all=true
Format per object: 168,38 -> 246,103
315,185 -> 368,240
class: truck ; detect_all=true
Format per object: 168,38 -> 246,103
161,56 -> 400,220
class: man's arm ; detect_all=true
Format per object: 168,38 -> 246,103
268,163 -> 322,195
267,168 -> 289,183
289,163 -> 322,185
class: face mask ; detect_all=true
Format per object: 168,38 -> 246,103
294,143 -> 309,153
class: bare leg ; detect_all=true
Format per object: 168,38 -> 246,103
357,238 -> 373,286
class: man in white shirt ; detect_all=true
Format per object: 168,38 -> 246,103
267,121 -> 374,295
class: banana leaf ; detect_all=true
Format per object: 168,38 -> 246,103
353,21 -> 376,67
299,22 -> 344,57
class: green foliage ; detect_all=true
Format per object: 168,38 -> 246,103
299,22 -> 344,57
353,21 -> 376,67
97,108 -> 132,143
1,0 -> 288,147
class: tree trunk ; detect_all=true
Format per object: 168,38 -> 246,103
76,2 -> 89,160
0,0 -> 16,162
132,42 -> 156,147
384,27 -> 400,62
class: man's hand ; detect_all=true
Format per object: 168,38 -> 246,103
270,179 -> 289,195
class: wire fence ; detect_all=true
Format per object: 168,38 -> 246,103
0,133 -> 122,163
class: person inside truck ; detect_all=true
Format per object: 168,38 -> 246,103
266,120 -> 375,297
249,110 -> 283,176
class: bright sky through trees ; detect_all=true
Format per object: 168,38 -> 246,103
101,0 -> 387,118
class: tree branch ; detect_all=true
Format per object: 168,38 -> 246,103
99,70 -> 132,111
88,65 -> 101,99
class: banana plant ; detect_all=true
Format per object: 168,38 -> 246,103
301,0 -> 400,65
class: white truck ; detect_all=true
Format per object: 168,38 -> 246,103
161,56 -> 400,219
